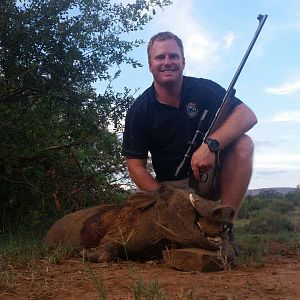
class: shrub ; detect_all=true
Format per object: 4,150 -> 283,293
239,195 -> 296,219
285,190 -> 300,206
245,209 -> 293,234
238,197 -> 270,219
267,199 -> 294,214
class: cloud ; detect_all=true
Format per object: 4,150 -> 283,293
254,153 -> 300,170
224,32 -> 235,49
270,111 -> 300,123
254,113 -> 300,129
255,170 -> 290,176
250,169 -> 300,189
254,140 -> 280,148
265,79 -> 300,95
184,33 -> 220,73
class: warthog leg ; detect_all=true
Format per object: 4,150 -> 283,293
81,243 -> 118,263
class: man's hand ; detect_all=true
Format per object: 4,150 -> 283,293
191,143 -> 216,181
191,104 -> 257,182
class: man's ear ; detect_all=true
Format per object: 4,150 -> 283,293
182,56 -> 186,69
148,60 -> 153,73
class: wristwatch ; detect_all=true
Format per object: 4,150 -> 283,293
204,138 -> 220,153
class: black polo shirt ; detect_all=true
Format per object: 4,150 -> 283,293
122,76 -> 242,182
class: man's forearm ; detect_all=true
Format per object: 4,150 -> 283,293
126,158 -> 160,191
129,167 -> 160,191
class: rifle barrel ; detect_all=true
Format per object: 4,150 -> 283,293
204,14 -> 268,139
174,14 -> 268,178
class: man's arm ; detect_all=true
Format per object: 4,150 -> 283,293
126,158 -> 160,191
209,103 -> 257,148
191,103 -> 257,180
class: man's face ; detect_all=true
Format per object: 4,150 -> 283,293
148,39 -> 185,87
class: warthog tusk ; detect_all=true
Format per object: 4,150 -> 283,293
196,221 -> 202,231
207,236 -> 222,243
189,194 -> 196,208
190,194 -> 207,235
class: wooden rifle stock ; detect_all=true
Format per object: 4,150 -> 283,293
175,14 -> 268,192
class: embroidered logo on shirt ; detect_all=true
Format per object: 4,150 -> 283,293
186,102 -> 198,118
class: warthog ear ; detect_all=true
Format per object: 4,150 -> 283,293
211,206 -> 235,222
158,184 -> 178,202
127,190 -> 158,211
189,194 -> 235,224
127,185 -> 177,211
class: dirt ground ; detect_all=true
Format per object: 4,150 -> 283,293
1,243 -> 300,300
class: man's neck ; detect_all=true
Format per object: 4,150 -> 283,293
154,79 -> 183,108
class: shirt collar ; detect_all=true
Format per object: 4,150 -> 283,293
149,76 -> 189,104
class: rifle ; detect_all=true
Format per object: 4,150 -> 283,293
175,14 -> 268,199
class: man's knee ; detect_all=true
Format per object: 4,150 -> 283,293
223,134 -> 254,161
235,134 -> 254,157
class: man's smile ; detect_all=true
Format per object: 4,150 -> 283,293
160,68 -> 177,73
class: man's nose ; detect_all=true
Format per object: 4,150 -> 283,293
162,56 -> 172,64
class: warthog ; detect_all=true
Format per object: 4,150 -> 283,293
45,185 -> 235,262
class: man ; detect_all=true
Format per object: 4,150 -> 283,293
122,31 -> 257,216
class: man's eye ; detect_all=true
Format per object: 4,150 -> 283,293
170,54 -> 179,59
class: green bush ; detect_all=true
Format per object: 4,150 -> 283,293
239,193 -> 296,219
267,199 -> 294,214
238,197 -> 270,219
285,189 -> 300,206
245,209 -> 293,234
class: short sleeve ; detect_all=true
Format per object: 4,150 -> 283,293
197,79 -> 243,114
122,101 -> 149,159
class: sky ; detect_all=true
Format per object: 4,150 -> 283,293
108,0 -> 300,189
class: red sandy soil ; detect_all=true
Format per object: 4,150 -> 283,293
1,242 -> 299,300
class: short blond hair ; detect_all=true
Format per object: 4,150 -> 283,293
147,32 -> 184,60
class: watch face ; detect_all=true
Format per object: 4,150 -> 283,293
207,139 -> 220,152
